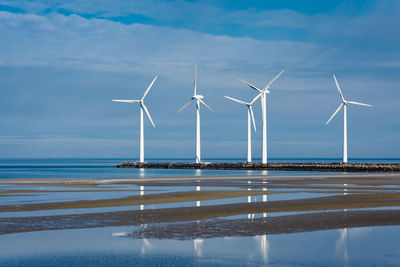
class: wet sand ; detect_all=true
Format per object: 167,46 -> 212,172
132,209 -> 400,239
1,194 -> 400,236
1,173 -> 400,237
0,190 -> 277,212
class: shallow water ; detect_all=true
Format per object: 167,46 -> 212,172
1,158 -> 400,265
0,180 -> 339,219
0,225 -> 399,266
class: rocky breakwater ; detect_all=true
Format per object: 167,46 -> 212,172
116,162 -> 400,172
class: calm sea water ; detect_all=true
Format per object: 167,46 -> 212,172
0,158 -> 399,179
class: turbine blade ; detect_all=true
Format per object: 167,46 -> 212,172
112,100 -> 140,103
177,98 -> 193,113
333,75 -> 345,102
264,70 -> 285,91
198,98 -> 214,112
142,76 -> 158,100
142,103 -> 155,128
224,96 -> 248,105
250,93 -> 261,105
346,101 -> 372,107
326,103 -> 343,125
238,79 -> 262,93
194,64 -> 197,96
249,106 -> 256,132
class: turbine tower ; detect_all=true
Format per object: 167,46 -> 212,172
177,65 -> 213,163
112,76 -> 157,163
325,75 -> 372,163
224,94 -> 260,163
239,70 -> 285,164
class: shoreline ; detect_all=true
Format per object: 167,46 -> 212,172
1,173 -> 400,187
2,172 -> 400,185
117,162 -> 400,172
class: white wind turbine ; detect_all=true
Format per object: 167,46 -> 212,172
177,65 -> 213,163
325,75 -> 372,163
112,76 -> 157,163
224,94 -> 260,163
239,70 -> 285,164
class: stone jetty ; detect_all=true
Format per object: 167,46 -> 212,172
116,162 -> 400,172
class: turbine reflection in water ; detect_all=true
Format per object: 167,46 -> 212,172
255,178 -> 269,263
195,169 -> 202,177
140,185 -> 144,210
336,183 -> 349,263
194,238 -> 204,257
248,181 -> 254,220
255,234 -> 269,263
140,224 -> 154,255
139,168 -> 145,210
196,181 -> 201,207
262,179 -> 268,218
248,178 -> 268,219
194,176 -> 203,257
136,187 -> 153,255
338,228 -> 349,262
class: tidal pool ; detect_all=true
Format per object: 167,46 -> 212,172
0,225 -> 399,266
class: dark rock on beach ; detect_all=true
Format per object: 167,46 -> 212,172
116,162 -> 400,172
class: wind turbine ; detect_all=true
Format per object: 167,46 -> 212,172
325,75 -> 372,163
239,70 -> 285,164
224,94 -> 260,163
112,76 -> 157,163
177,65 -> 213,163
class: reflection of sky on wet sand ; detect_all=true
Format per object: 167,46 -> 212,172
1,225 -> 399,266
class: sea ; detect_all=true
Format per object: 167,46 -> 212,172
1,157 -> 399,179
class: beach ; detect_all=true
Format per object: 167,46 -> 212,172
2,160 -> 400,265
2,173 -> 400,237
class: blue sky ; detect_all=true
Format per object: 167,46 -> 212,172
0,0 -> 399,159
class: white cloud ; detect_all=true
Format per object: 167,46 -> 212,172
0,11 -> 321,81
